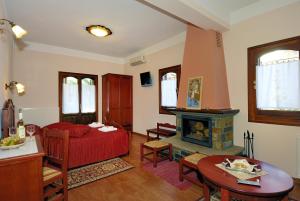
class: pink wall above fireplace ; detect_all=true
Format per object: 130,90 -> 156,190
177,25 -> 231,109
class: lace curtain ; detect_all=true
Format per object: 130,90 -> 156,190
256,60 -> 300,110
62,83 -> 79,114
81,84 -> 96,113
161,79 -> 177,107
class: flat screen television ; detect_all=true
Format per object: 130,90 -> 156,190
140,71 -> 152,87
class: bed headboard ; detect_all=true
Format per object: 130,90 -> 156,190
1,99 -> 15,138
22,107 -> 59,127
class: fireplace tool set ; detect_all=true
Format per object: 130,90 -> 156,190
243,130 -> 254,159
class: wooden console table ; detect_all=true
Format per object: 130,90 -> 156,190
0,136 -> 44,201
198,155 -> 294,201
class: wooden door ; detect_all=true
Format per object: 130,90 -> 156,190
120,76 -> 132,131
108,75 -> 121,124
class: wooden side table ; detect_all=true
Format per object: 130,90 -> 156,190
140,140 -> 172,167
198,155 -> 294,201
0,136 -> 45,201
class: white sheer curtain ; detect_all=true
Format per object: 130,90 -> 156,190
161,79 -> 177,107
62,83 -> 79,114
81,84 -> 96,113
256,60 -> 300,110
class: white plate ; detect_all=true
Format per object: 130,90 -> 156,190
0,142 -> 25,150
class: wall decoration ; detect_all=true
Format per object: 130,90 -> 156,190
187,76 -> 203,109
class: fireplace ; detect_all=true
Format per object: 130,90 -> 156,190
173,108 -> 239,150
161,108 -> 242,162
181,115 -> 212,147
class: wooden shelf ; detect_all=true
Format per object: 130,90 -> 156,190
166,107 -> 240,115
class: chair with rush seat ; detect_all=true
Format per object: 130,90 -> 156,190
179,153 -> 206,187
43,128 -> 69,201
140,140 -> 172,167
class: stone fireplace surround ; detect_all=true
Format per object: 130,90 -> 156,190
162,108 -> 243,161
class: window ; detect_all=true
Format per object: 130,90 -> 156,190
62,77 -> 79,114
81,78 -> 96,113
59,72 -> 98,124
248,36 -> 300,126
159,65 -> 181,114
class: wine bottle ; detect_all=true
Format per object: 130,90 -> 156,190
17,109 -> 25,139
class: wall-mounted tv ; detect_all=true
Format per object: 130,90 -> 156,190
140,71 -> 152,87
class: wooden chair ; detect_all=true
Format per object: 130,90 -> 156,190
140,140 -> 172,167
146,123 -> 176,141
179,153 -> 206,187
43,128 -> 69,201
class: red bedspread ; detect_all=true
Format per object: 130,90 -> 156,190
68,128 -> 129,168
43,122 -> 129,169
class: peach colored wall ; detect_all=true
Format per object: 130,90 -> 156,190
177,25 -> 230,109
223,2 -> 300,177
124,43 -> 185,134
12,49 -> 124,124
0,0 -> 13,136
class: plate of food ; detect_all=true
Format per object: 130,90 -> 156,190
223,158 -> 261,174
0,136 -> 26,150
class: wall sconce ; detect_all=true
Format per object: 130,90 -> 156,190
5,81 -> 25,95
0,19 -> 27,39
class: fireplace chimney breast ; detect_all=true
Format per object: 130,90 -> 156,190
177,25 -> 230,109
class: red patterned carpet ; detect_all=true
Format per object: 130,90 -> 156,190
68,158 -> 134,189
142,160 -> 197,190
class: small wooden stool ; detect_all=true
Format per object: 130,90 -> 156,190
140,140 -> 172,167
179,153 -> 207,186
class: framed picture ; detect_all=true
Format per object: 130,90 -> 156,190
186,77 -> 203,109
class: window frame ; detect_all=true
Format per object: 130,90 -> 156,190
248,36 -> 300,126
58,71 -> 98,122
159,65 -> 181,115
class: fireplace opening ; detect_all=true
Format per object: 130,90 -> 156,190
181,115 -> 212,147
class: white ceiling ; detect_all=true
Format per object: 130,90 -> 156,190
4,0 -> 300,61
4,0 -> 186,57
195,0 -> 259,22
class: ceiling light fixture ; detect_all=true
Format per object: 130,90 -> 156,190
86,25 -> 112,37
0,19 -> 27,39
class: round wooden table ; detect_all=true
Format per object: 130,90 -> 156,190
197,155 -> 294,201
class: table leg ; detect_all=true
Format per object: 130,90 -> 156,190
220,188 -> 230,201
282,195 -> 288,201
203,184 -> 210,201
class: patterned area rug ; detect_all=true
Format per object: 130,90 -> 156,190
68,158 -> 134,189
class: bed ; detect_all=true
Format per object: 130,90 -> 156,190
42,122 -> 129,169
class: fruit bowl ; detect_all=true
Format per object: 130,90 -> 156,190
0,136 -> 26,150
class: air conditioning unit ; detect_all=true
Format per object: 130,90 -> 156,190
129,56 -> 146,66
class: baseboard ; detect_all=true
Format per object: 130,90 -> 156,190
294,177 -> 300,184
132,132 -> 147,137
